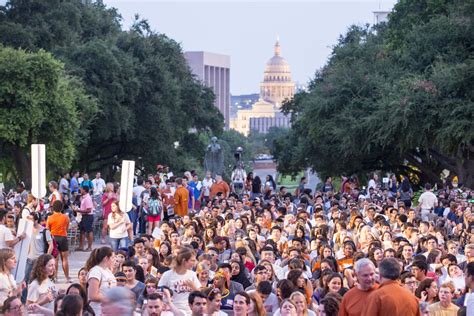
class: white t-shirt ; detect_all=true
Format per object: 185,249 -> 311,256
27,278 -> 57,310
202,178 -> 214,197
418,191 -> 438,210
158,269 -> 201,314
0,273 -> 17,307
87,265 -> 117,315
0,224 -> 14,249
92,178 -> 106,196
59,178 -> 69,194
107,213 -> 131,239
133,186 -> 146,205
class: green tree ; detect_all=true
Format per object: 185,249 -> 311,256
0,1 -> 224,180
278,0 -> 474,187
0,46 -> 97,183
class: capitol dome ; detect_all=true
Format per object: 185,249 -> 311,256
263,40 -> 292,82
260,38 -> 295,107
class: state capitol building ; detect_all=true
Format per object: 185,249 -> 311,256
230,39 -> 295,135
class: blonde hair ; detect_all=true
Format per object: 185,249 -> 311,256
290,291 -> 308,316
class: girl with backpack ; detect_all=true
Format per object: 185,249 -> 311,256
145,187 -> 163,235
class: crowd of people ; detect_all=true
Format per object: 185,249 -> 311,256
0,169 -> 473,316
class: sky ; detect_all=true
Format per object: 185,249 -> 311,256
2,0 -> 397,95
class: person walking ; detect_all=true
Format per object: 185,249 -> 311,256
46,201 -> 71,283
86,247 -> 117,315
77,186 -> 94,251
101,183 -> 117,244
362,258 -> 420,316
174,178 -> 189,218
108,201 -> 131,250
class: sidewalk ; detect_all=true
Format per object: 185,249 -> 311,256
55,241 -> 104,291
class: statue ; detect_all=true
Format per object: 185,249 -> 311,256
204,137 -> 224,177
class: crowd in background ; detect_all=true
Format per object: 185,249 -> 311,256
0,169 -> 473,316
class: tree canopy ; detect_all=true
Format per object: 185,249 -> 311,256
0,0 -> 224,181
276,0 -> 474,187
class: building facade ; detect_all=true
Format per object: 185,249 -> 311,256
185,51 -> 231,129
230,39 -> 294,135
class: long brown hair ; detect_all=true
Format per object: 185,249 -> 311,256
111,201 -> 123,220
248,291 -> 266,316
85,247 -> 113,271
0,248 -> 15,273
30,254 -> 54,283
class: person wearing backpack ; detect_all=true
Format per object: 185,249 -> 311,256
144,187 -> 163,235
22,212 -> 53,302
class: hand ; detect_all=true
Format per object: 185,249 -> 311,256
182,279 -> 196,290
19,232 -> 26,240
27,304 -> 42,313
421,291 -> 427,301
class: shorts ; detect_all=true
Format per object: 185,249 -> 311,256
147,215 -> 161,222
53,235 -> 69,252
79,214 -> 94,233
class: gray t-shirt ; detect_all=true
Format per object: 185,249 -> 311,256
130,281 -> 145,301
28,227 -> 52,260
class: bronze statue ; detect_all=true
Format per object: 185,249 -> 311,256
204,137 -> 224,177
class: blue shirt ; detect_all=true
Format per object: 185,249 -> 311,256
189,181 -> 201,201
70,177 -> 79,193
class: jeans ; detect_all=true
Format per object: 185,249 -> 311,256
128,209 -> 138,235
21,258 -> 36,303
110,237 -> 129,251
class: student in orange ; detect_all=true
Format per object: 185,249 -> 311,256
174,178 -> 189,217
339,258 -> 379,316
46,200 -> 71,283
209,175 -> 230,199
362,258 -> 420,316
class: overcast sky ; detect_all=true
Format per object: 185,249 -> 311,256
2,0 -> 397,94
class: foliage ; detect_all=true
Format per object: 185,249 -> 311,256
0,46 -> 97,183
0,0 -> 224,181
278,0 -> 474,187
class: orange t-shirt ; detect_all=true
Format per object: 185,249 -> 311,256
210,182 -> 230,199
47,212 -> 70,237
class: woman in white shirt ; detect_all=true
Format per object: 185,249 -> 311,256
27,254 -> 57,311
0,248 -> 20,308
107,201 -> 131,250
86,246 -> 117,316
158,247 -> 201,314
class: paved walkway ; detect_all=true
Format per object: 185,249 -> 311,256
55,241 -> 103,291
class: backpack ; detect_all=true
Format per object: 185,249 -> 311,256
42,228 -> 59,257
147,199 -> 162,217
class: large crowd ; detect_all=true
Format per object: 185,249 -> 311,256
0,169 -> 473,316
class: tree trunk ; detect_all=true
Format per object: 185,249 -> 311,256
11,145 -> 31,187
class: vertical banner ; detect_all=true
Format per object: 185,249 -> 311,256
31,144 -> 46,199
119,160 -> 135,213
14,219 -> 34,283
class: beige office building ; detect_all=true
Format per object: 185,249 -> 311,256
185,51 -> 231,129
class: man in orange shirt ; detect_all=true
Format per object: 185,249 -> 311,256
46,200 -> 71,282
339,258 -> 379,316
362,258 -> 420,316
209,175 -> 230,199
174,178 -> 188,217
